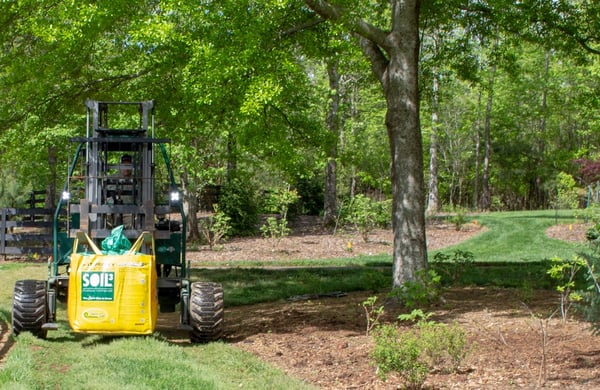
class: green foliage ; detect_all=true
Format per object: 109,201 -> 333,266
431,250 -> 475,285
578,204 -> 600,224
260,216 -> 290,243
552,172 -> 579,210
578,230 -> 600,334
344,195 -> 391,242
397,309 -> 433,323
260,187 -> 299,243
218,176 -> 260,236
292,174 -> 324,216
547,255 -> 585,322
390,269 -> 442,310
260,187 -> 300,216
371,324 -> 429,389
0,174 -> 33,208
371,320 -> 469,388
199,204 -> 232,249
361,296 -> 385,335
450,207 -> 468,231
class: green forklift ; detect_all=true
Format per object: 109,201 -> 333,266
11,100 -> 223,342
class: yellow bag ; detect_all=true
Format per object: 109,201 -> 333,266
67,232 -> 158,335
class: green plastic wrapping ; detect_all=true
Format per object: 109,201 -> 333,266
101,225 -> 132,254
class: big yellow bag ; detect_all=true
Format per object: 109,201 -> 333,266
67,231 -> 158,335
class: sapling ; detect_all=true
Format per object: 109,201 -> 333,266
547,255 -> 585,322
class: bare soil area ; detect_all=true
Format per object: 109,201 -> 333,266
3,218 -> 600,389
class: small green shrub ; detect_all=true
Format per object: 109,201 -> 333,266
218,176 -> 259,236
260,216 -> 290,244
390,269 -> 442,309
575,229 -> 600,334
547,255 -> 585,322
553,171 -> 579,210
361,296 -> 385,335
343,195 -> 391,242
199,204 -> 232,249
371,319 -> 469,388
416,321 -> 468,373
397,309 -> 433,323
371,324 -> 429,389
450,207 -> 467,231
431,250 -> 475,285
259,187 -> 299,244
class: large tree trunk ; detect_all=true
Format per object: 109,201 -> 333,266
323,60 -> 341,228
305,0 -> 427,287
360,1 -> 427,287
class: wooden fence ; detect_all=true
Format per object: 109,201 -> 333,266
0,191 -> 55,258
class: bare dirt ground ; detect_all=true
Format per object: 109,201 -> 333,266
3,219 -> 600,389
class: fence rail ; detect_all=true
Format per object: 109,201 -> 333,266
1,191 -> 57,257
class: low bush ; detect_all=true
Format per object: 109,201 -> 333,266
371,319 -> 469,389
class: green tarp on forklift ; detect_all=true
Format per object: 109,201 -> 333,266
101,225 -> 132,254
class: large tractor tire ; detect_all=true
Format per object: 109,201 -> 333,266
12,280 -> 48,339
189,282 -> 224,343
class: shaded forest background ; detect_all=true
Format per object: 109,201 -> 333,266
2,1 -> 600,232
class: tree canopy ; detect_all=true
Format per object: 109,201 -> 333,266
2,0 -> 600,284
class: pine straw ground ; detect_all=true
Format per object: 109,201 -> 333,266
185,219 -> 600,389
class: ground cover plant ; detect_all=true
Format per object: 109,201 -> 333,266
1,211 -> 600,388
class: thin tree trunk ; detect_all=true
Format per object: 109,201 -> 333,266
481,36 -> 498,211
473,90 -> 482,210
323,60 -> 341,228
426,62 -> 440,215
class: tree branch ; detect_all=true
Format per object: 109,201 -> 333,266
357,36 -> 387,82
303,0 -> 388,46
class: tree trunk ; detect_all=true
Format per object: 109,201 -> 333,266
46,145 -> 57,210
426,61 -> 440,215
473,90 -> 482,210
181,168 -> 201,241
305,0 -> 427,287
323,60 -> 341,228
481,36 -> 498,211
361,1 -> 426,287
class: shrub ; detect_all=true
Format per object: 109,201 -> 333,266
431,250 -> 475,285
259,187 -> 299,244
361,296 -> 385,336
390,269 -> 442,309
344,195 -> 391,242
450,207 -> 468,231
199,204 -> 232,249
371,324 -> 429,388
547,255 -> 585,322
260,216 -> 290,244
218,176 -> 259,236
553,172 -> 579,210
371,319 -> 469,389
577,251 -> 600,334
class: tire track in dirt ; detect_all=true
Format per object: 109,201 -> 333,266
0,320 -> 13,369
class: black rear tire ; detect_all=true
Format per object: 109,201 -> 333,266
12,280 -> 48,339
189,282 -> 224,343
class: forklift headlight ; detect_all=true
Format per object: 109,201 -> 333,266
62,191 -> 71,201
170,191 -> 181,204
